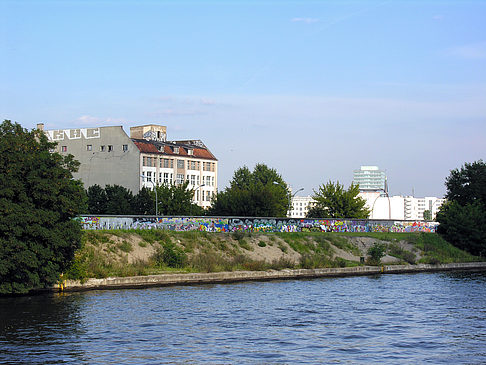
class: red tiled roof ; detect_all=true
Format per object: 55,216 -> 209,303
133,140 -> 159,154
132,139 -> 217,160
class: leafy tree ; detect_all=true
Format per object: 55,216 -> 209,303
86,184 -> 107,214
423,210 -> 432,221
132,187 -> 154,215
155,181 -> 204,216
0,120 -> 86,294
209,163 -> 289,217
444,160 -> 486,206
307,181 -> 370,219
104,185 -> 134,215
437,160 -> 486,257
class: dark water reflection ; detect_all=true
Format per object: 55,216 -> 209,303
1,272 -> 485,364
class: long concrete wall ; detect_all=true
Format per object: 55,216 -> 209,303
77,216 -> 439,233
57,262 -> 486,292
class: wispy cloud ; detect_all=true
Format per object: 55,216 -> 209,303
76,115 -> 127,126
291,17 -> 319,24
448,41 -> 486,60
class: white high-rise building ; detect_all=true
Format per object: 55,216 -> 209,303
353,166 -> 387,193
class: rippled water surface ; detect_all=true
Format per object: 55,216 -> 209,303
1,272 -> 486,364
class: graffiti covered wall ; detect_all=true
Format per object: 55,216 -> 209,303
77,216 -> 439,233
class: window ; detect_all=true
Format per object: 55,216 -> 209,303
174,147 -> 179,154
87,145 -> 92,151
161,158 -> 173,168
206,191 -> 211,201
147,171 -> 152,182
188,148 -> 193,155
159,173 -> 163,184
122,144 -> 128,152
211,176 -> 215,187
108,145 -> 113,152
163,173 -> 170,184
190,175 -> 196,186
144,156 -> 155,167
61,146 -> 67,152
177,160 -> 184,169
100,145 -> 106,152
176,174 -> 184,184
189,161 -> 197,170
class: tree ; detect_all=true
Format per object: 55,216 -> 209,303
86,184 -> 107,214
132,187 -> 155,215
423,210 -> 432,221
437,160 -> 486,257
104,184 -> 134,215
0,120 -> 86,294
155,181 -> 204,216
208,163 -> 289,217
444,160 -> 486,206
307,181 -> 370,219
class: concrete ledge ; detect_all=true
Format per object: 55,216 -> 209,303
56,262 -> 486,292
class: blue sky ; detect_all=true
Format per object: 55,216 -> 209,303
1,0 -> 485,197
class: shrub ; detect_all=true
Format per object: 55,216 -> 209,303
367,243 -> 386,265
153,243 -> 187,268
118,241 -> 133,253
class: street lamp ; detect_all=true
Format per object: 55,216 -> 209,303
289,188 -> 304,217
370,189 -> 391,219
193,183 -> 205,203
140,174 -> 157,217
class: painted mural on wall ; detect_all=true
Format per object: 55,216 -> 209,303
77,216 -> 440,233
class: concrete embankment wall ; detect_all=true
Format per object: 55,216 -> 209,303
57,262 -> 486,292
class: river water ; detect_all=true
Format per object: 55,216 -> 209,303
1,272 -> 485,364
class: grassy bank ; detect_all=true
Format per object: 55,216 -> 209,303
65,230 -> 481,281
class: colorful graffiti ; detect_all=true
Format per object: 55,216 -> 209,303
78,216 -> 440,233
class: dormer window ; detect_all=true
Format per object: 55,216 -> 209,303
173,147 -> 179,154
188,148 -> 194,155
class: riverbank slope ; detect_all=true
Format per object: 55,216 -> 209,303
64,230 -> 482,284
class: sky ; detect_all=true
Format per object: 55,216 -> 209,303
1,0 -> 485,198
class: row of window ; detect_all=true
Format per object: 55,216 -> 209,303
142,172 -> 215,187
142,156 -> 215,171
60,144 -> 129,153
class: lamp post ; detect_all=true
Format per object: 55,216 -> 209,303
289,188 -> 304,217
370,189 -> 391,219
140,174 -> 157,217
193,183 -> 205,204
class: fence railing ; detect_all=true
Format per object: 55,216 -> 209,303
77,216 -> 439,233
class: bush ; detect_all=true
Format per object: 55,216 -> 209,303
367,243 -> 386,265
153,243 -> 187,268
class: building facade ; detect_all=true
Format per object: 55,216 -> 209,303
289,196 -> 316,218
353,165 -> 387,193
290,192 -> 445,221
41,123 -> 218,209
360,192 -> 445,220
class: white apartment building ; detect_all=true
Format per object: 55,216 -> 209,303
360,192 -> 445,220
289,196 -> 316,218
